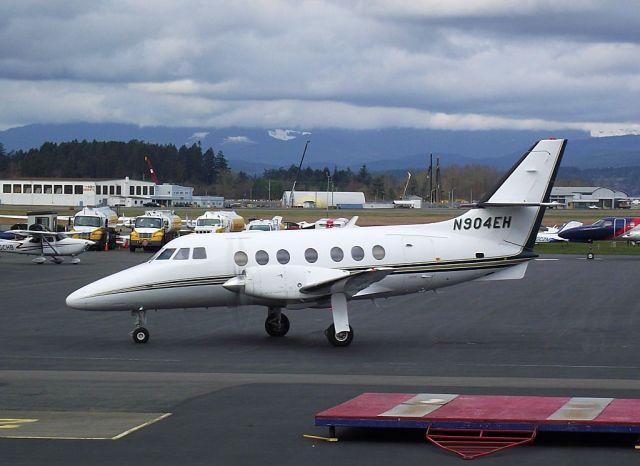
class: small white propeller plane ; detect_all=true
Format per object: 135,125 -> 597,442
67,139 -> 566,346
0,230 -> 94,264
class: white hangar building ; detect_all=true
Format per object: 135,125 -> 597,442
550,186 -> 630,209
281,191 -> 366,208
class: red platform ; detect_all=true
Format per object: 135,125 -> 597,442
315,393 -> 640,433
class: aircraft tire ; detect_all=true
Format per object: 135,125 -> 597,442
587,252 -> 595,260
132,327 -> 149,344
265,313 -> 290,337
325,324 -> 354,347
129,246 -> 136,253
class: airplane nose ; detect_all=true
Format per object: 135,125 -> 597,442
66,287 -> 87,309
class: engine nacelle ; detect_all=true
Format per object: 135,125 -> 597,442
224,265 -> 349,300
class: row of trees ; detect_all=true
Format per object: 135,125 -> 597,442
0,139 -> 514,202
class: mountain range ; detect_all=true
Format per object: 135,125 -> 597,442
1,124 -> 639,191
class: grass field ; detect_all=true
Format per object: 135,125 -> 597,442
534,241 -> 640,255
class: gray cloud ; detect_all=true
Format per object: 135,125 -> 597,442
0,1 -> 638,133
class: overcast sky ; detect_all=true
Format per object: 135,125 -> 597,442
1,0 -> 639,134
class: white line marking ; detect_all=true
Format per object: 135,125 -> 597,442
459,363 -> 639,369
0,355 -> 181,363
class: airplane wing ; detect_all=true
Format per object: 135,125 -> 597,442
10,230 -> 62,237
299,267 -> 393,297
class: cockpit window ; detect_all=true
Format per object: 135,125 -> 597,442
173,248 -> 190,260
156,248 -> 176,260
193,247 -> 207,259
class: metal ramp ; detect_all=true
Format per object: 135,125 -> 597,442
426,426 -> 536,460
314,392 -> 640,459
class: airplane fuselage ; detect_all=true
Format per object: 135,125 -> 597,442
0,235 -> 92,257
558,217 -> 640,242
67,208 -> 534,313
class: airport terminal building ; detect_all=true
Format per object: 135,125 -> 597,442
0,177 -> 224,208
0,177 -> 156,207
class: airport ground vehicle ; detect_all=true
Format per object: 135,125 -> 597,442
69,207 -> 118,250
194,211 -> 245,233
245,216 -> 283,232
129,210 -> 182,252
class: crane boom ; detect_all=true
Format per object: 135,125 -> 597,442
144,156 -> 160,184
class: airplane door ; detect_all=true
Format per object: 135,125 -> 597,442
401,235 -> 434,293
614,218 -> 626,237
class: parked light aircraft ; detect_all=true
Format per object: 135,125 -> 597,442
0,230 -> 94,264
535,221 -> 583,243
67,139 -> 566,346
558,216 -> 640,258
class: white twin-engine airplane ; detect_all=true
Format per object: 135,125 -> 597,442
0,230 -> 94,264
67,139 -> 567,346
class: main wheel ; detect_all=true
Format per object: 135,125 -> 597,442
325,323 -> 354,347
129,246 -> 136,253
587,252 -> 595,260
265,313 -> 290,337
132,327 -> 149,344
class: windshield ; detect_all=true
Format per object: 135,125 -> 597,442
74,216 -> 102,227
135,217 -> 162,229
197,219 -> 221,226
249,224 -> 271,231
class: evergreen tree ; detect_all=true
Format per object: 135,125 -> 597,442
215,150 -> 229,172
202,147 -> 216,184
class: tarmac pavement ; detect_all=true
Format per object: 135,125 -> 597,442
1,250 -> 639,464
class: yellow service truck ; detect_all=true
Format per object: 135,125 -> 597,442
69,207 -> 118,250
129,210 -> 182,252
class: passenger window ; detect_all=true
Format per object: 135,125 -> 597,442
255,250 -> 269,265
156,248 -> 176,260
305,248 -> 318,263
330,247 -> 344,262
234,251 -> 248,266
372,245 -> 385,260
173,248 -> 190,260
193,247 -> 207,259
351,246 -> 364,261
276,249 -> 290,264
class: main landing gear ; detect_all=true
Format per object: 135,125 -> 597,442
265,307 -> 290,337
325,323 -> 354,347
131,309 -> 149,344
325,292 -> 354,347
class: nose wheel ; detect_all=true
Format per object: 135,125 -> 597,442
265,308 -> 290,337
132,327 -> 149,344
131,309 -> 149,344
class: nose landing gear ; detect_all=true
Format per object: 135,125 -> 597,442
265,307 -> 290,337
131,309 -> 149,344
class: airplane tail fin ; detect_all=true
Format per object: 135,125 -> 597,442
449,139 -> 566,253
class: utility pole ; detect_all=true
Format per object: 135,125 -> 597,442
428,153 -> 433,203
